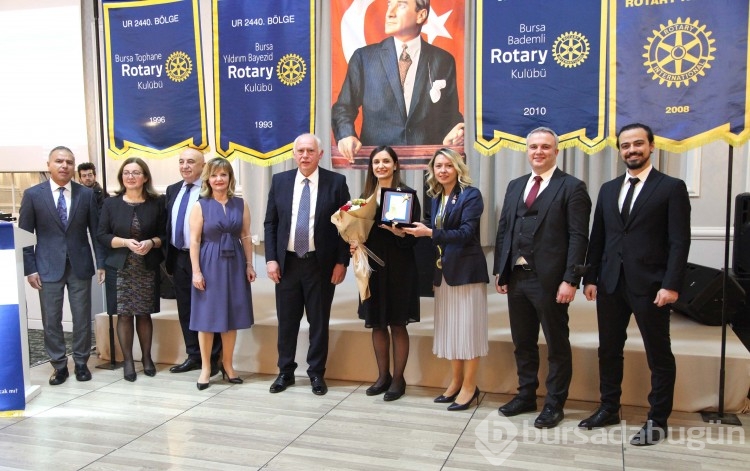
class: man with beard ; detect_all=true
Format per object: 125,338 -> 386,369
579,123 -> 691,446
77,162 -> 109,211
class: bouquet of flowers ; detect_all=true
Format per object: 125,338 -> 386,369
330,194 -> 383,300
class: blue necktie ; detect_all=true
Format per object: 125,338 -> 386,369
174,183 -> 193,249
294,178 -> 310,257
57,187 -> 67,227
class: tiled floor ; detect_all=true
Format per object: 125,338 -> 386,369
1,358 -> 749,470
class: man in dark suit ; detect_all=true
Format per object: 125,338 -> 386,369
19,146 -> 105,385
164,148 -> 221,374
493,127 -> 591,428
332,0 -> 464,161
580,123 -> 691,446
264,133 -> 350,395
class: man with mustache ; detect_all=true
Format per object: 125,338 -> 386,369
579,123 -> 691,446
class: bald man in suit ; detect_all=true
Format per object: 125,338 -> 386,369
19,146 -> 104,385
264,134 -> 350,396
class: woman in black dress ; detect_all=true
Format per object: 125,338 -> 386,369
353,146 -> 420,401
97,158 -> 166,382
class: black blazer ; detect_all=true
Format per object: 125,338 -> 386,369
264,167 -> 350,276
583,169 -> 691,296
332,37 -> 463,146
97,194 -> 166,271
493,168 -> 591,292
431,185 -> 489,286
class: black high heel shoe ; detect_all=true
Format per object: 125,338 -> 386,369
123,361 -> 136,382
434,391 -> 459,403
447,387 -> 480,411
196,381 -> 209,390
220,365 -> 243,384
365,375 -> 392,396
143,358 -> 156,377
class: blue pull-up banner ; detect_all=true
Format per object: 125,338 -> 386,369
213,0 -> 315,166
102,0 -> 208,158
475,0 -> 607,155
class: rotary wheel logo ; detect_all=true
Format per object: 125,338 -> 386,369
552,31 -> 590,68
643,17 -> 716,88
277,53 -> 306,86
165,51 -> 192,82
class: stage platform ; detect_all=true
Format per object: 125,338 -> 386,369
94,275 -> 750,413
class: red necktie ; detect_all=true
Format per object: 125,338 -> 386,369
525,176 -> 542,208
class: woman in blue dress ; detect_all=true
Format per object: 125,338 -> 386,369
189,157 -> 255,390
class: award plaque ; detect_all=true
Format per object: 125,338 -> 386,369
380,187 -> 417,227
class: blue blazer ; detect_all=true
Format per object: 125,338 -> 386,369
431,185 -> 489,286
264,167 -> 350,276
583,169 -> 691,296
493,168 -> 591,292
332,37 -> 463,146
18,180 -> 103,282
164,180 -> 195,275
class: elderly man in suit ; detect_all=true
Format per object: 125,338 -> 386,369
164,147 -> 221,375
580,123 -> 691,446
493,127 -> 591,428
332,0 -> 465,161
19,146 -> 105,385
264,133 -> 350,395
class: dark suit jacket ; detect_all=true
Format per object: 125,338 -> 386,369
164,180 -> 195,275
431,186 -> 489,286
19,180 -> 103,282
332,37 -> 463,146
493,168 -> 591,293
97,195 -> 166,271
583,169 -> 691,296
264,167 -> 350,276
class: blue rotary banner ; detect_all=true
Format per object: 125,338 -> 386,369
613,0 -> 750,151
0,223 -> 25,414
475,0 -> 607,155
214,0 -> 314,165
103,0 -> 208,158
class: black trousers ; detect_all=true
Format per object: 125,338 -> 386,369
275,253 -> 336,377
596,273 -> 676,427
172,248 -> 221,361
507,267 -> 572,409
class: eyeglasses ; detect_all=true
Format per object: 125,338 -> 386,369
122,171 -> 143,177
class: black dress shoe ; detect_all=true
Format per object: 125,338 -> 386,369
142,358 -> 156,377
534,405 -> 564,429
310,376 -> 328,396
269,373 -> 295,393
630,421 -> 665,446
578,406 -> 620,430
74,365 -> 92,382
365,375 -> 392,396
49,367 -> 69,386
170,358 -> 201,373
383,382 -> 406,402
434,392 -> 459,403
498,396 -> 537,417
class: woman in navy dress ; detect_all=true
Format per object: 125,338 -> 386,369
189,157 -> 255,390
352,146 -> 420,401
